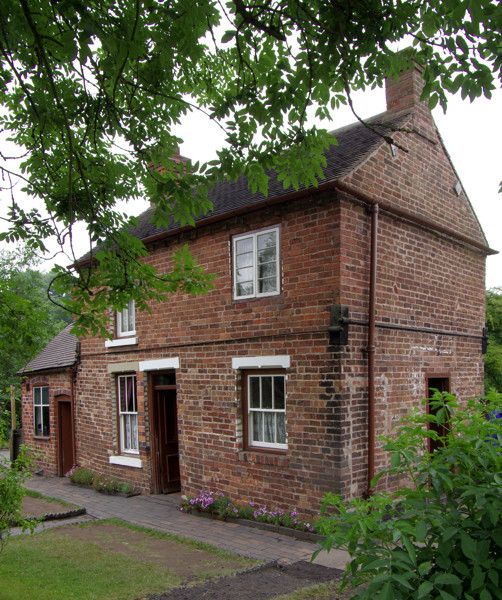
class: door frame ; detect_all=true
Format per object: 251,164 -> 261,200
149,372 -> 179,494
56,395 -> 75,477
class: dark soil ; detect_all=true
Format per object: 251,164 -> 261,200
146,561 -> 343,600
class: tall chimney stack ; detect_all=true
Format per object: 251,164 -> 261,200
385,61 -> 426,114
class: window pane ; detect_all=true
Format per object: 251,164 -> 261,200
153,373 -> 176,386
264,413 -> 275,443
236,266 -> 254,284
41,387 -> 49,405
257,231 -> 276,250
34,406 -> 42,435
252,412 -> 263,442
121,308 -> 129,332
42,406 -> 50,436
261,377 -> 272,409
124,415 -> 131,449
249,377 -> 260,408
126,377 -> 136,412
258,246 -> 276,265
274,377 -> 285,409
276,414 -> 286,444
130,415 -> 138,450
119,378 -> 127,412
237,282 -> 253,296
258,261 -> 277,279
236,252 -> 253,269
34,388 -> 40,405
259,277 -> 278,294
123,414 -> 139,451
236,237 -> 253,254
128,300 -> 135,331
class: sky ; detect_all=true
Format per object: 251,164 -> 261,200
1,80 -> 501,289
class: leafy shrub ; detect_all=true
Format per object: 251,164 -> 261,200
315,390 -> 502,600
180,491 -> 317,532
92,473 -> 134,495
66,466 -> 94,486
0,445 -> 37,552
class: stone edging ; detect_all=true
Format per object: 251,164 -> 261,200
11,507 -> 86,527
39,507 -> 87,521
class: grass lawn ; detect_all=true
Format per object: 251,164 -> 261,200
0,519 -> 259,600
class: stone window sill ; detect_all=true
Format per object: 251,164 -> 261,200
105,337 -> 138,349
109,455 -> 142,468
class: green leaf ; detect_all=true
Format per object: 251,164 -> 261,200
418,581 -> 434,599
221,30 -> 236,43
418,561 -> 432,576
460,532 -> 478,561
415,520 -> 428,542
434,573 -> 462,586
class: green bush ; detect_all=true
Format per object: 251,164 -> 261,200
66,466 -> 94,486
0,445 -> 37,552
315,390 -> 502,600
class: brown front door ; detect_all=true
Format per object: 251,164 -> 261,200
152,375 -> 180,493
57,398 -> 74,476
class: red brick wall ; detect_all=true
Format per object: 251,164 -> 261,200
20,370 -> 74,476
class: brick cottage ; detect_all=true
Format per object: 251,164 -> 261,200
19,65 -> 493,514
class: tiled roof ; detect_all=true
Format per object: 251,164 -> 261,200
18,324 -> 79,375
83,111 -> 408,252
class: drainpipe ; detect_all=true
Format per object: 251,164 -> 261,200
366,204 -> 379,497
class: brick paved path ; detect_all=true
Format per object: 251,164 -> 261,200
22,474 -> 349,569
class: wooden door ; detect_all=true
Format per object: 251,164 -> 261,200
154,388 -> 180,493
58,398 -> 74,476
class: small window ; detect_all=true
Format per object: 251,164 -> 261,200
243,371 -> 287,450
33,386 -> 50,437
118,374 -> 138,453
233,227 -> 280,299
117,300 -> 135,337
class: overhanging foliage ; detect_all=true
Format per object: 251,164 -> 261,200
0,0 -> 500,333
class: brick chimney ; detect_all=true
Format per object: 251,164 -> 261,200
148,147 -> 192,207
385,61 -> 426,114
385,60 -> 437,139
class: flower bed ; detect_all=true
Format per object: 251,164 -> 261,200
179,491 -> 321,540
66,466 -> 137,497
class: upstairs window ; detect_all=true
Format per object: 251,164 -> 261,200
233,227 -> 280,299
118,374 -> 138,453
33,386 -> 50,437
243,371 -> 287,450
117,300 -> 135,338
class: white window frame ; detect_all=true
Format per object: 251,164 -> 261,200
117,300 -> 136,338
244,371 -> 287,451
33,386 -> 50,437
117,374 -> 139,454
233,227 -> 280,300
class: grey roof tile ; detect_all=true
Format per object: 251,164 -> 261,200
18,324 -> 79,375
